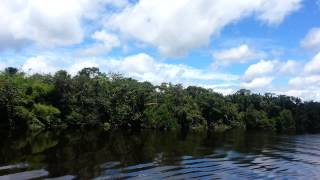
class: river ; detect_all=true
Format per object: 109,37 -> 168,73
1,130 -> 320,179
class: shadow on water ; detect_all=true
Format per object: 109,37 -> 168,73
1,129 -> 320,179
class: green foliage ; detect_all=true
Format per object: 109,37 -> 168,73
15,106 -> 43,130
276,109 -> 295,132
244,107 -> 276,131
144,104 -> 178,130
0,67 -> 320,133
32,104 -> 61,127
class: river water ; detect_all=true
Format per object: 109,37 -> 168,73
1,130 -> 320,180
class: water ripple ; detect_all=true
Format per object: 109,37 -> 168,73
2,131 -> 320,179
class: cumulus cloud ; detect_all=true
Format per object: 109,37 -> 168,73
240,59 -> 301,90
289,75 -> 320,87
69,61 -> 99,75
210,88 -> 235,96
285,53 -> 320,101
243,60 -> 277,81
240,59 -> 303,90
200,84 -> 237,95
0,0 -> 128,50
280,60 -> 300,75
79,30 -> 120,56
241,77 -> 274,89
18,53 -> 238,87
255,1 -> 302,24
212,44 -> 264,67
286,52 -> 320,88
0,0 -> 83,49
22,56 -> 59,74
304,52 -> 320,75
0,0 -> 303,55
99,53 -> 239,84
240,58 -> 305,90
301,28 -> 320,50
287,89 -> 320,101
108,0 -> 302,56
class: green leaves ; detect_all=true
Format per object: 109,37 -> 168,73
244,107 -> 276,131
0,67 -> 320,133
32,104 -> 61,126
275,109 -> 295,132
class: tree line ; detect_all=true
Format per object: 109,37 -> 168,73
1,67 -> 319,133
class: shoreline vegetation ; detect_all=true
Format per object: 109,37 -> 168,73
0,67 -> 320,133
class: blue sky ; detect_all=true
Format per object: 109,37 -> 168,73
0,0 -> 320,100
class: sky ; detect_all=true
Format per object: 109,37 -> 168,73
0,0 -> 320,101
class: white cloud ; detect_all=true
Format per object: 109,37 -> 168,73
0,0 -> 84,48
212,44 -> 264,67
99,53 -> 239,84
301,28 -> 320,50
79,31 -> 120,56
211,88 -> 235,95
282,89 -> 320,101
243,60 -> 277,81
92,30 -> 119,43
69,60 -> 99,75
255,0 -> 302,24
304,52 -> 320,75
240,59 -> 300,90
239,59 -> 302,90
200,84 -> 236,95
18,53 -> 238,87
0,0 -> 128,50
209,85 -> 237,96
22,56 -> 59,74
289,75 -> 320,88
241,77 -> 273,89
280,60 -> 300,75
106,53 -> 156,74
283,53 -> 320,101
108,0 -> 302,56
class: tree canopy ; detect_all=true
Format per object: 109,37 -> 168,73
1,67 -> 320,133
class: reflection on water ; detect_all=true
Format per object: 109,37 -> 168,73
1,129 -> 320,179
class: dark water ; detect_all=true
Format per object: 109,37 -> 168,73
1,130 -> 320,180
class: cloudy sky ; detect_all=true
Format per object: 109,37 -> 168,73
0,0 -> 320,100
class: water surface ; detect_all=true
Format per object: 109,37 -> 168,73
1,130 -> 320,179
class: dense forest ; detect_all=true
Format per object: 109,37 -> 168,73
1,67 -> 320,133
